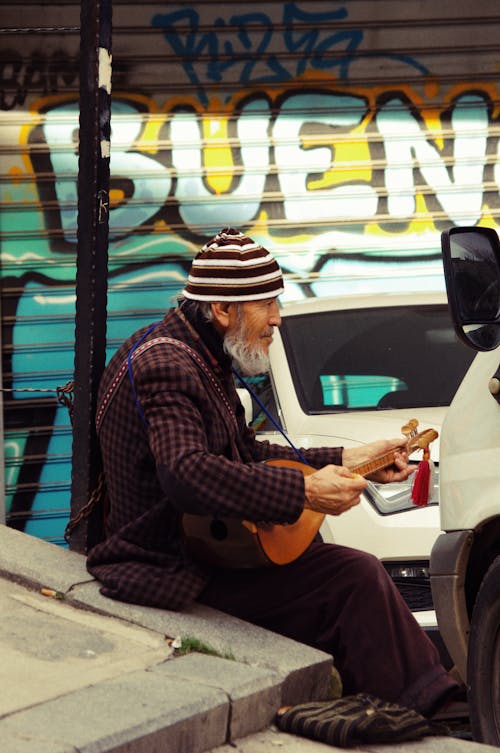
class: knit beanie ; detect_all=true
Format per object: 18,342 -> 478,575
182,227 -> 284,302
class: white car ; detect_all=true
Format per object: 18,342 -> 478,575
430,225 -> 500,743
237,290 -> 475,645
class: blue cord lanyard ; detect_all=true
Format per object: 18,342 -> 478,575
127,328 -> 308,466
232,367 -> 309,465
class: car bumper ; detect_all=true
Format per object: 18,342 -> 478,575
430,529 -> 474,682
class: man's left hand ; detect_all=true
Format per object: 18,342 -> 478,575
342,439 -> 416,484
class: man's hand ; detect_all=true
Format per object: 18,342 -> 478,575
342,438 -> 416,484
303,465 -> 368,515
302,438 -> 416,516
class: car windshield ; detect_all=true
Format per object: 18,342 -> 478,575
279,303 -> 475,414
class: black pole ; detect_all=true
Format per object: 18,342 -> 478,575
70,0 -> 112,553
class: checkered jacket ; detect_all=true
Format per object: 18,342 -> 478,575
86,304 -> 343,610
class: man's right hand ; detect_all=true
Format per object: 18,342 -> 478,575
303,464 -> 368,516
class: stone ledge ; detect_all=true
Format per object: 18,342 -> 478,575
2,667 -> 229,753
152,652 -> 282,739
70,579 -> 332,705
0,525 -> 332,709
0,525 -> 92,593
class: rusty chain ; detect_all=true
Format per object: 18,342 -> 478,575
63,469 -> 107,544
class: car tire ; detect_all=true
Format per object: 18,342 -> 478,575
467,554 -> 500,745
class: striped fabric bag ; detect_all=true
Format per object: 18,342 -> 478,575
275,694 -> 449,748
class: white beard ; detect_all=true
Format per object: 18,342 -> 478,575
223,330 -> 270,376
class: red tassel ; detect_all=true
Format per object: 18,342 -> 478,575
411,449 -> 431,507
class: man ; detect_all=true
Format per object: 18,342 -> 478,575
87,227 -> 459,716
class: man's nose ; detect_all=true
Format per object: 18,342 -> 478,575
269,302 -> 282,327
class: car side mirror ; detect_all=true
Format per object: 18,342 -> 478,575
441,226 -> 500,351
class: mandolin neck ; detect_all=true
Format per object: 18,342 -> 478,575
351,450 -> 400,478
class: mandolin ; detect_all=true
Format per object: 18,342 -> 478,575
181,419 -> 438,569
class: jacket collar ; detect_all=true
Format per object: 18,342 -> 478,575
174,299 -> 233,377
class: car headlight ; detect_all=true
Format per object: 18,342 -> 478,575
364,463 -> 439,514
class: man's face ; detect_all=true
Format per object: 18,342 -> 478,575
224,298 -> 281,375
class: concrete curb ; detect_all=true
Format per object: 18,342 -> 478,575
0,526 -> 333,752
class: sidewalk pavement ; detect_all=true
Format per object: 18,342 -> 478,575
0,525 -> 496,753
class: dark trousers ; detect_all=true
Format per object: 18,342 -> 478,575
198,542 -> 458,715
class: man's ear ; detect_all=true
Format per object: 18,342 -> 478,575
210,301 -> 233,331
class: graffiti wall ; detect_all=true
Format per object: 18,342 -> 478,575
1,0 -> 500,543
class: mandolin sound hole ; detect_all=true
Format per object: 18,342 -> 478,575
210,519 -> 228,541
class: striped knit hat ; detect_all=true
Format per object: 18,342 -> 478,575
183,227 -> 284,302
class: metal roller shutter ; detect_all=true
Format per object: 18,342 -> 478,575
1,0 -> 499,542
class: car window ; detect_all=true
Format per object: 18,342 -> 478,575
235,374 -> 281,431
279,303 -> 476,414
320,374 -> 408,409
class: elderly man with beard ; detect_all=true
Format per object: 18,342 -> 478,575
87,227 -> 459,716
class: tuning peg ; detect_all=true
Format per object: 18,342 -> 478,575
401,418 -> 419,437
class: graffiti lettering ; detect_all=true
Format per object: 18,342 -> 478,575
171,98 -> 271,230
152,3 -> 426,106
377,94 -> 490,226
42,101 -> 172,243
35,88 -> 499,244
0,50 -> 78,110
274,92 -> 377,222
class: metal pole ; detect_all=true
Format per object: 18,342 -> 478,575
0,295 -> 5,526
70,0 -> 112,553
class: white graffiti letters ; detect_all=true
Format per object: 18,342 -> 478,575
377,94 -> 489,225
274,93 -> 377,221
171,99 -> 270,232
40,90 -> 495,240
